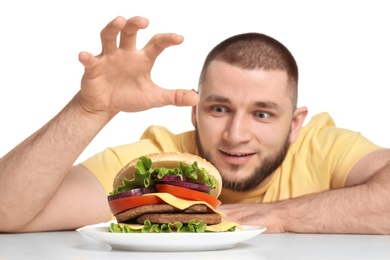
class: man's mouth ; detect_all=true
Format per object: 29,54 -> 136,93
222,151 -> 252,157
219,151 -> 255,164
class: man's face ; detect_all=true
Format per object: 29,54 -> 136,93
192,61 -> 297,191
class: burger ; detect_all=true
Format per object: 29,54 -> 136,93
107,152 -> 240,233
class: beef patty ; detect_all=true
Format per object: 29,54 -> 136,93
137,213 -> 221,224
115,204 -> 220,224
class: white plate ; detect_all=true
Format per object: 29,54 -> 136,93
79,223 -> 266,251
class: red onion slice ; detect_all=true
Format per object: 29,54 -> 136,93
162,181 -> 212,192
108,186 -> 157,201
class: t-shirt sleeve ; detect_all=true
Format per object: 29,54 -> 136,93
324,128 -> 381,188
297,113 -> 382,189
79,125 -> 196,195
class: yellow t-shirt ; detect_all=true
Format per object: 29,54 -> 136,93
81,112 -> 381,203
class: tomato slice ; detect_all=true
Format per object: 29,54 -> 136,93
156,184 -> 221,208
108,195 -> 164,216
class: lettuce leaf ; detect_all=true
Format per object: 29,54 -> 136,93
110,156 -> 217,195
108,220 -> 225,233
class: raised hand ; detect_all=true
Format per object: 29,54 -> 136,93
77,16 -> 198,118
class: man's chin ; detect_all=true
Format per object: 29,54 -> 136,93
208,160 -> 260,191
220,173 -> 259,191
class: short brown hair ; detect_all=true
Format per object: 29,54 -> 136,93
198,33 -> 298,107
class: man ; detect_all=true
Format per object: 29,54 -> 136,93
0,16 -> 389,233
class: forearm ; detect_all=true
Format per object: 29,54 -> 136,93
0,93 -> 113,230
222,164 -> 390,234
280,165 -> 390,234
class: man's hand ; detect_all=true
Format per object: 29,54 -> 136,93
219,202 -> 286,233
77,16 -> 198,118
0,16 -> 200,232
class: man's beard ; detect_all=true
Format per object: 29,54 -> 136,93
194,125 -> 290,192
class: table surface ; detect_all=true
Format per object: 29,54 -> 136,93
1,228 -> 390,260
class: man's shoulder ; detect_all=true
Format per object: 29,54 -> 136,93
140,125 -> 197,154
290,112 -> 339,153
141,125 -> 195,139
301,112 -> 336,132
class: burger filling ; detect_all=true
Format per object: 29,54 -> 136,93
107,155 -> 236,233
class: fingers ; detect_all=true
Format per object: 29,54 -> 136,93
100,16 -> 127,53
78,51 -> 97,69
100,16 -> 149,53
119,16 -> 149,50
100,15 -> 183,61
142,33 -> 184,61
159,89 -> 199,107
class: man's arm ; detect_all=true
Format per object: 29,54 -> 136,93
0,99 -> 111,232
220,148 -> 390,234
0,16 -> 198,232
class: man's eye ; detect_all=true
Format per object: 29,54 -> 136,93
255,112 -> 270,119
212,106 -> 226,113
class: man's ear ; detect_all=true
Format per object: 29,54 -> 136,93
191,105 -> 197,127
190,88 -> 198,127
289,106 -> 308,143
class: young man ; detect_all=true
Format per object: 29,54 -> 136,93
0,16 -> 389,233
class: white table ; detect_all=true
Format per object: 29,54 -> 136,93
1,230 -> 390,259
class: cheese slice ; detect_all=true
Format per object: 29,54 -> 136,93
205,221 -> 244,232
143,192 -> 226,216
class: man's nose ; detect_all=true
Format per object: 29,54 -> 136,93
223,113 -> 252,143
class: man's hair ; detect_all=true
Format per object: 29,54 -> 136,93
198,33 -> 298,107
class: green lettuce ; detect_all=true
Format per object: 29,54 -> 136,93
110,156 -> 217,195
108,220 -> 210,233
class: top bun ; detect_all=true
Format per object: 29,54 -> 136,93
113,152 -> 222,198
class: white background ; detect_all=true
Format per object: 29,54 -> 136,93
1,0 -> 389,163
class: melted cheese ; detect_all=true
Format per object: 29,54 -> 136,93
205,221 -> 244,232
143,192 -> 226,216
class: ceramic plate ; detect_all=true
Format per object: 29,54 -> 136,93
79,223 -> 266,251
